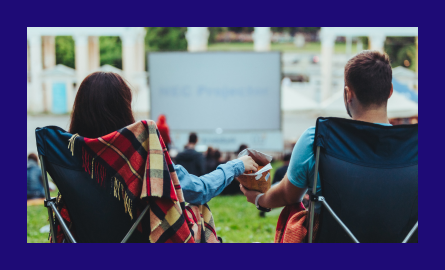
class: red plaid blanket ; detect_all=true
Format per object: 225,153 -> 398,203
53,120 -> 219,243
274,202 -> 319,243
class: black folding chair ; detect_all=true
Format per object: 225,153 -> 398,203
36,126 -> 150,243
307,117 -> 418,243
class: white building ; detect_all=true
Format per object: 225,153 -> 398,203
27,27 -> 148,114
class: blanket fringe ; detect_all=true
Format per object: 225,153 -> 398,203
112,177 -> 133,219
81,147 -> 106,185
80,146 -> 134,219
68,134 -> 79,156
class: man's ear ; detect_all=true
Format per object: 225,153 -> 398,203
345,86 -> 353,103
388,84 -> 394,99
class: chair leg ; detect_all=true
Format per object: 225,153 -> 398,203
402,221 -> 418,243
308,146 -> 320,243
121,204 -> 150,243
319,196 -> 359,243
39,156 -> 56,243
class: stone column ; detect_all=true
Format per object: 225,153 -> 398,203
253,27 -> 271,51
136,30 -> 146,72
74,34 -> 89,87
356,38 -> 363,53
27,41 -> 30,82
42,36 -> 56,69
121,31 -> 137,84
186,27 -> 209,52
29,35 -> 44,113
88,36 -> 100,72
126,29 -> 150,114
369,34 -> 386,53
320,30 -> 335,102
345,36 -> 352,56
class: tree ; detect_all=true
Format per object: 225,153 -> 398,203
99,36 -> 122,69
145,27 -> 187,51
384,37 -> 416,70
55,36 -> 75,68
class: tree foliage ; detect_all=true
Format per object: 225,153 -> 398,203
99,36 -> 122,69
55,36 -> 75,68
384,37 -> 417,70
145,27 -> 187,51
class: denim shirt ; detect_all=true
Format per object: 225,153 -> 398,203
173,159 -> 244,204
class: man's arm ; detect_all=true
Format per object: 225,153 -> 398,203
240,173 -> 307,209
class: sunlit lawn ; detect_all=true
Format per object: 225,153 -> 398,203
27,161 -> 285,243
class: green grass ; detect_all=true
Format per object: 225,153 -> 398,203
27,190 -> 58,243
27,161 -> 285,243
208,41 -> 360,53
208,195 -> 282,243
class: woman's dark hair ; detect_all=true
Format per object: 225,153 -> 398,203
69,72 -> 135,138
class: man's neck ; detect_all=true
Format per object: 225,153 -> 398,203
352,106 -> 390,124
186,143 -> 196,149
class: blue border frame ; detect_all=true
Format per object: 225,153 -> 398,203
15,2 -> 435,269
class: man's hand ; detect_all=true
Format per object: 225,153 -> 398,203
240,184 -> 261,205
238,156 -> 259,173
240,173 -> 308,209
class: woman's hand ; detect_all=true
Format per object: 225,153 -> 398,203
238,156 -> 259,173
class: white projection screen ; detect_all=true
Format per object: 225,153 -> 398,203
149,52 -> 281,131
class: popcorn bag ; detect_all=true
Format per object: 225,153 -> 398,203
236,148 -> 273,193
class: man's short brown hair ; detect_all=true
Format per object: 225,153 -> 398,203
344,50 -> 392,107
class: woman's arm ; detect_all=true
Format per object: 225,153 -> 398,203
174,156 -> 258,205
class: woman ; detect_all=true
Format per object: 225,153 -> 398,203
69,72 -> 258,205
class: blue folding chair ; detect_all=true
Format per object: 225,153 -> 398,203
35,126 -> 150,243
307,117 -> 418,243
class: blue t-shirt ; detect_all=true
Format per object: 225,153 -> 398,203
287,123 -> 392,209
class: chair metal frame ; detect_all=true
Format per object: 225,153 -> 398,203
39,155 -> 150,243
306,146 -> 418,243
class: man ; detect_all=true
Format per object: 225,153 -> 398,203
175,133 -> 206,176
241,50 -> 394,213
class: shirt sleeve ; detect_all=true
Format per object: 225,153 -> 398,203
287,126 -> 317,190
174,159 -> 245,205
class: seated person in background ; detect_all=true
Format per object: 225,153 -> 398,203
27,153 -> 45,200
272,153 -> 291,185
176,133 -> 206,177
205,147 -> 223,174
68,72 -> 259,205
241,50 -> 394,214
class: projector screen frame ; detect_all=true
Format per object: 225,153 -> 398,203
148,51 -> 283,133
